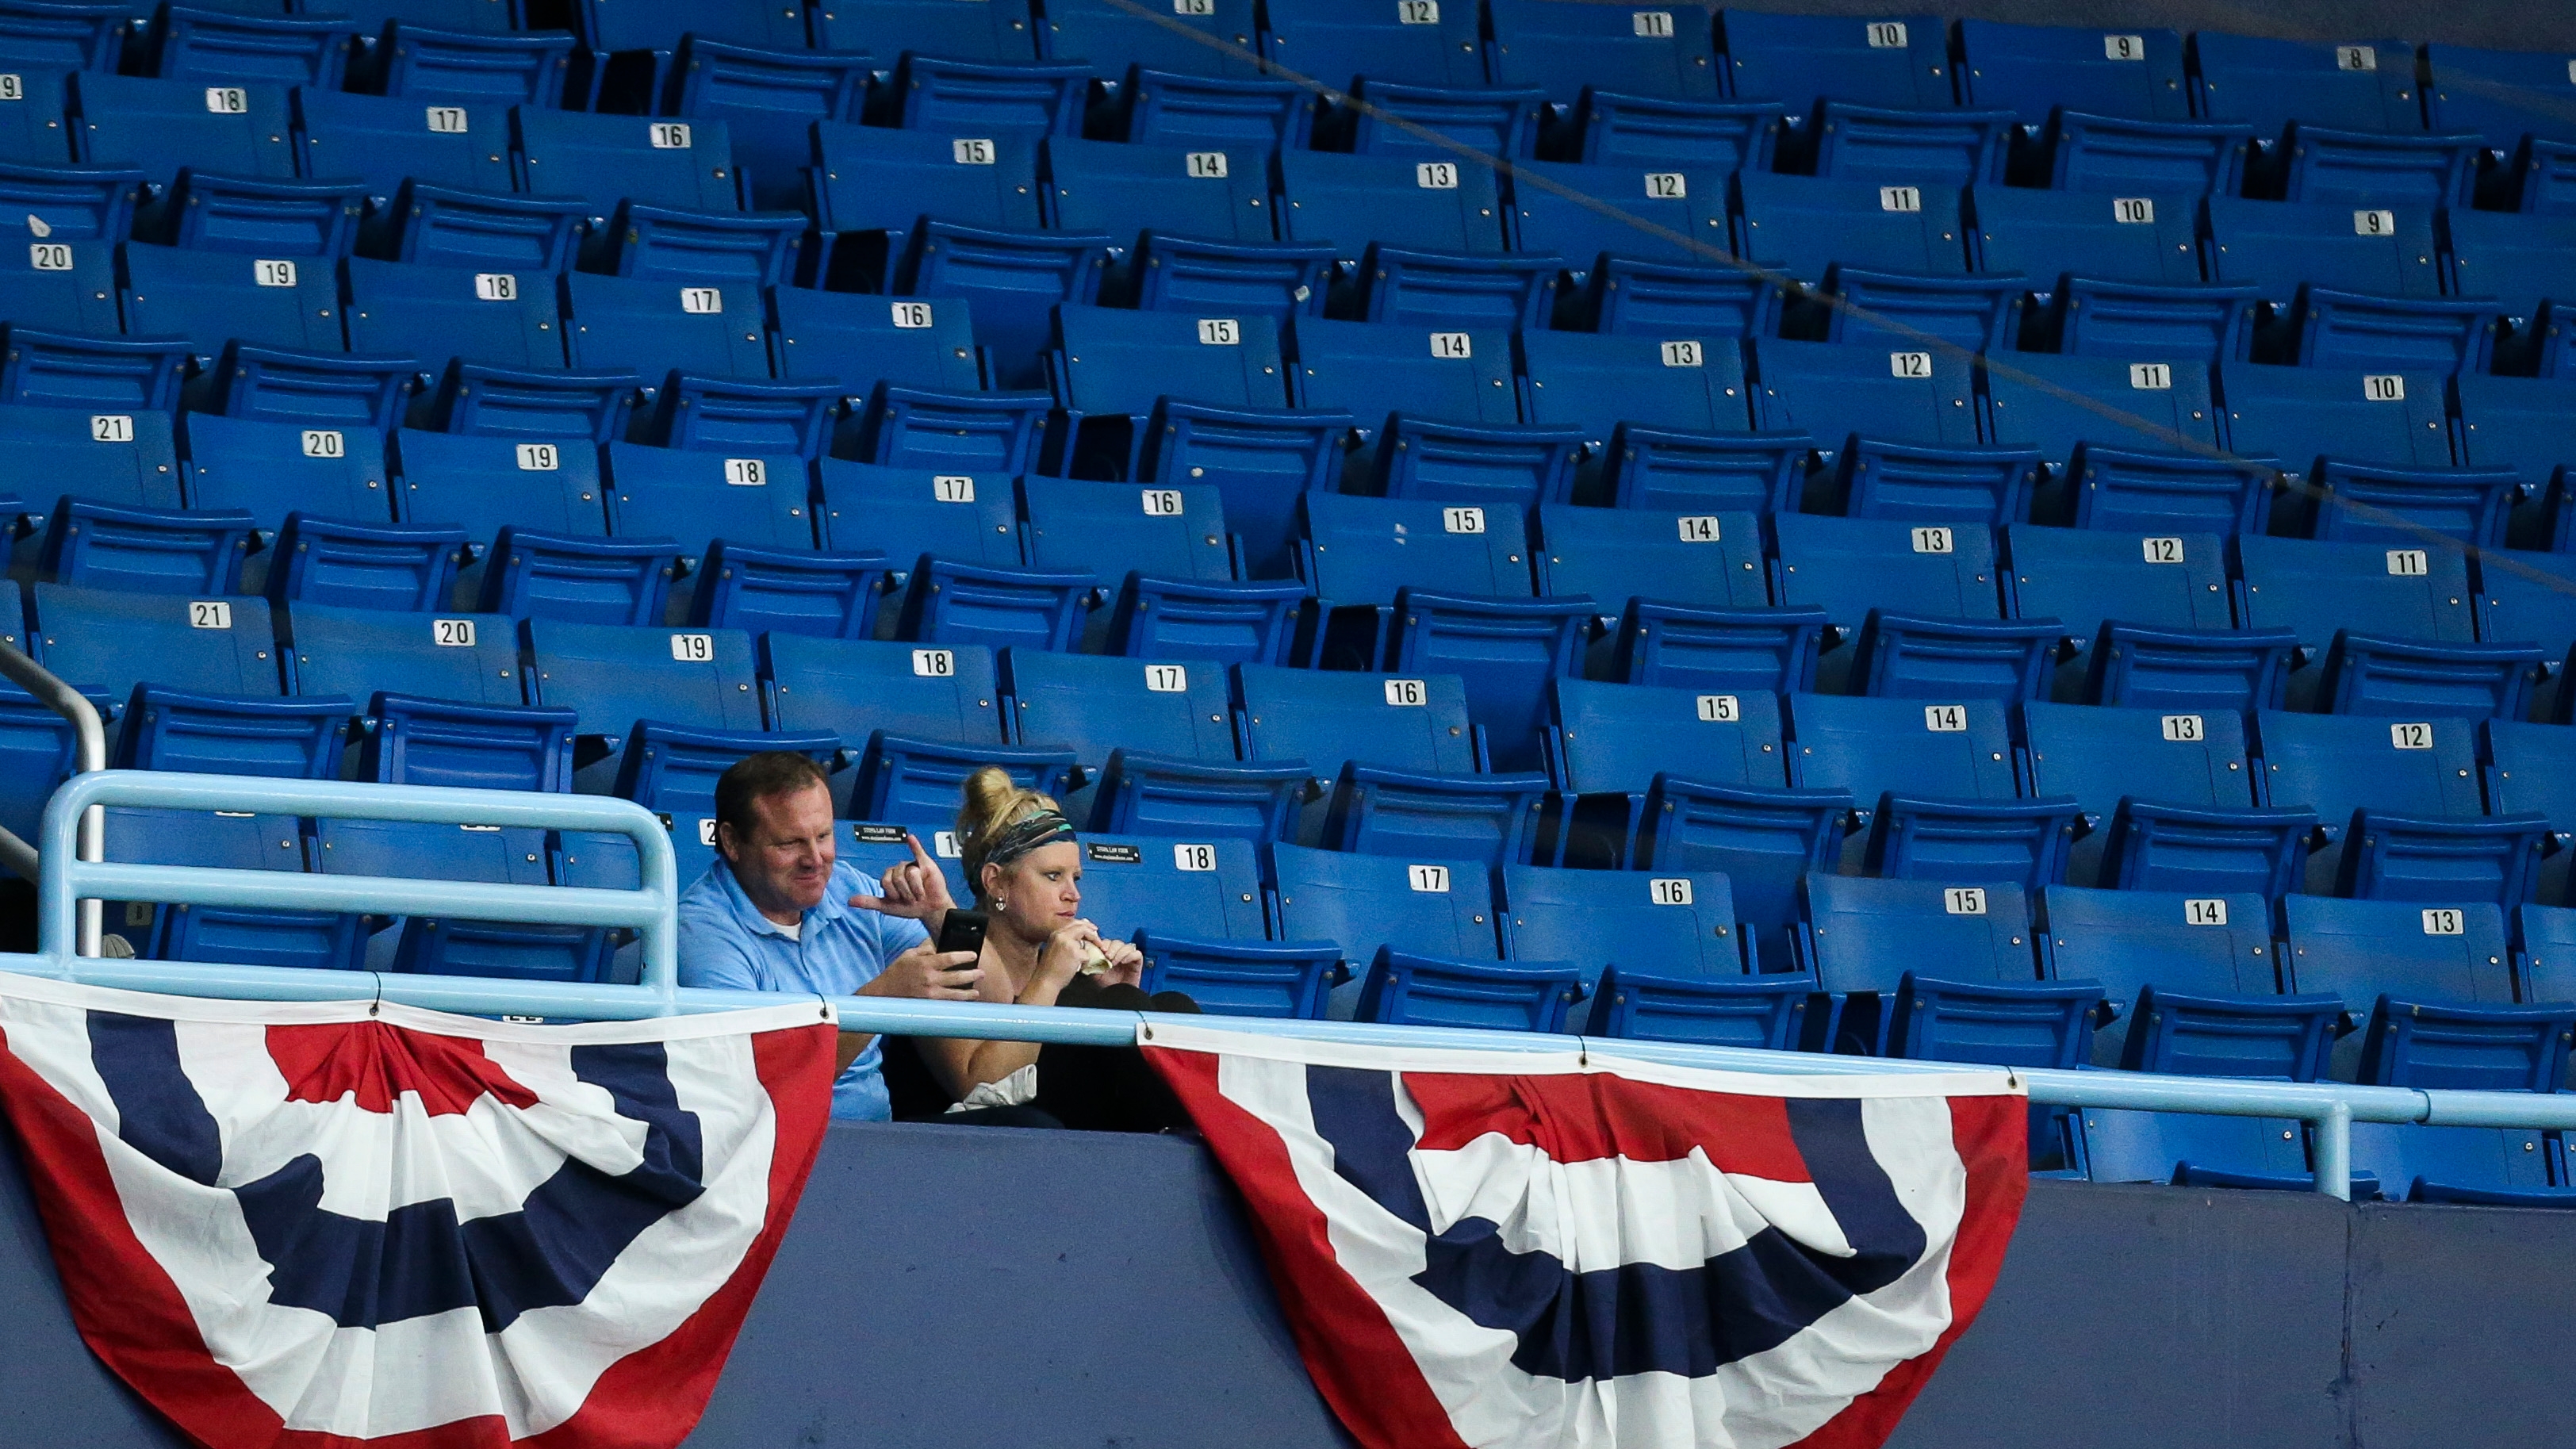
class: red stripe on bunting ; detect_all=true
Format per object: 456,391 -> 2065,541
1140,1046 -> 1472,1449
1787,1093 -> 2030,1449
1404,1070 -> 1814,1179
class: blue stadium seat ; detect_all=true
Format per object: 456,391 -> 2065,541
139,6 -> 354,90
2234,533 -> 2485,711
807,0 -> 1034,64
384,429 -> 631,620
320,817 -> 617,984
1043,136 -> 1329,321
1068,830 -> 1265,941
71,71 -> 295,184
287,605 -> 569,795
814,458 -> 1020,591
2448,375 -> 2576,551
355,20 -> 576,108
1087,62 -> 1307,152
521,615 -> 767,790
0,69 -> 72,167
109,807 -> 362,972
1967,189 -> 2256,361
120,241 -> 344,368
2202,197 -> 2492,368
2219,363 -> 2453,476
512,105 -> 742,227
2042,884 -> 2330,1188
551,0 -> 808,113
1500,861 -> 1804,1046
1010,650 -> 1302,841
1788,691 -> 2078,891
871,52 -> 1087,137
2424,43 -> 2576,163
1321,77 -> 1544,160
1982,355 -> 2252,529
1719,10 -> 1952,116
0,159 -> 148,243
2475,554 -> 2576,722
2022,109 -> 2255,198
604,443 -> 887,638
2191,33 -> 2423,136
1771,512 -> 1997,625
1520,329 -> 1798,512
1508,158 -> 1761,335
1955,21 -> 2191,128
776,297 -> 1052,479
2256,709 -> 2547,906
1269,843 -> 1572,1027
1792,100 -> 2012,188
30,583 -> 280,748
291,87 -> 519,213
0,0 -> 125,73
0,402 -> 210,585
562,270 -> 832,458
1274,150 -> 1557,332
1137,865 -> 1337,1018
761,636 -> 1069,830
2021,700 -> 2310,894
1020,476 -> 1301,663
1754,339 -> 2037,523
1795,875 -> 2096,1067
892,220 -> 1112,393
2487,721 -> 2576,905
174,412 -> 473,614
1487,0 -> 1722,106
807,122 -> 1045,287
2000,525 -> 2273,709
342,256 -> 564,391
1536,506 -> 1807,693
663,36 -> 869,213
1285,317 -> 1576,506
889,550 -> 1091,654
0,586 -> 102,842
1255,0 -> 1484,92
1036,0 -> 1257,79
1734,173 -> 2028,354
2445,211 -> 2576,378
1237,662 -> 1547,866
1047,303 -> 1292,471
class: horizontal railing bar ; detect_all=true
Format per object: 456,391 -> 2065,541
61,864 -> 666,932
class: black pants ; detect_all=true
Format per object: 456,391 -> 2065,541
884,980 -> 1201,1133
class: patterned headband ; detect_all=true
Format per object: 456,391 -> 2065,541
977,807 -> 1075,871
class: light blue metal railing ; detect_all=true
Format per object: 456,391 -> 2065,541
23,769 -> 2576,1202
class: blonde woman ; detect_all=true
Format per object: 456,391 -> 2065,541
877,768 -> 1199,1131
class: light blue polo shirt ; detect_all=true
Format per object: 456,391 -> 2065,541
677,857 -> 931,1122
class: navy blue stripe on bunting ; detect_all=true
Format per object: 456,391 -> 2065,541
1304,1067 -> 1930,1384
90,1023 -> 709,1332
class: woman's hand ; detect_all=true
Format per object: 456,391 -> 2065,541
1091,935 -> 1144,990
1032,918 -> 1112,994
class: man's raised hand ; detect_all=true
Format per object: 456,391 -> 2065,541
848,832 -> 958,922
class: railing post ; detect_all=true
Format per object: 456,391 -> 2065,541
0,640 -> 106,959
2313,1100 -> 2352,1200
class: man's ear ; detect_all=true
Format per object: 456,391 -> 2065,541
713,819 -> 738,865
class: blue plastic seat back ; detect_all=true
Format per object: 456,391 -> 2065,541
1967,186 -> 2204,288
761,634 -> 1002,744
1548,676 -> 1788,792
2191,33 -> 2423,136
2441,210 -> 2576,321
1956,20 -> 2191,125
1982,353 -> 2221,466
1299,492 -> 1533,608
1800,874 -> 2037,995
121,242 -> 344,366
32,584 -> 279,705
1536,505 -> 1765,615
665,37 -> 870,211
2202,195 -> 2444,303
562,268 -> 768,382
1500,862 -> 1737,991
567,0 -> 808,53
2424,43 -> 2576,153
1510,158 -> 1731,272
0,158 -> 148,243
813,458 -> 1018,568
365,18 -> 577,103
772,287 -> 983,397
1022,477 -> 1232,584
0,2 -> 125,71
2475,551 -> 2576,665
513,106 -> 738,218
2040,884 -> 2278,1004
1052,303 -> 1289,418
315,817 -> 547,886
1772,513 -> 1999,626
1236,662 -> 1477,779
1270,840 -> 1498,963
2453,373 -> 2576,507
1258,0 -> 1483,91
1037,0 -> 1259,78
809,0 -> 1036,62
2254,709 -> 2483,822
1720,10 -> 1952,115
2218,363 -> 2451,473
2022,699 -> 2256,819
604,442 -> 810,557
1062,832 -> 1266,941
1488,0 -> 1721,104
1286,316 -> 1517,426
73,72 -> 295,182
181,412 -> 391,535
2283,895 -> 2514,1009
2003,525 -> 2230,640
1275,148 -> 1505,261
0,231 -> 119,335
1044,136 -> 1270,244
1001,647 -> 1233,769
1734,171 -> 1968,282
392,428 -> 605,540
2524,903 -> 2576,1003
294,88 -> 516,205
145,7 -> 355,89
0,401 -> 181,511
1519,328 -> 1751,447
286,601 -> 524,709
523,617 -> 760,739
2484,720 -> 2576,846
2234,534 -> 2476,650
1753,337 -> 1981,450
344,255 -> 563,374
809,123 -> 1044,248
1786,691 -> 2018,804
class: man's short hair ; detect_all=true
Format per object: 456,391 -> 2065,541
714,752 -> 830,841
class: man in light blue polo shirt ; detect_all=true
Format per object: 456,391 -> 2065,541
678,752 -> 981,1121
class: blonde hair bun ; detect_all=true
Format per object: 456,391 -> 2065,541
956,766 -> 1064,904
